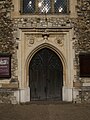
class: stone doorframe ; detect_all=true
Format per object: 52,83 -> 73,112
26,43 -> 66,85
16,28 -> 75,103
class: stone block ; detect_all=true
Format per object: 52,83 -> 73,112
73,82 -> 82,88
2,82 -> 18,89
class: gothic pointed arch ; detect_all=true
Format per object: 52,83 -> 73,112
25,43 -> 67,101
29,48 -> 63,100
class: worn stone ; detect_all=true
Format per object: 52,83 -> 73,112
0,0 -> 90,104
0,89 -> 14,104
0,0 -> 18,104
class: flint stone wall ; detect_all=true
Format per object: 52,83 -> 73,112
0,0 -> 90,103
0,0 -> 18,104
74,0 -> 90,103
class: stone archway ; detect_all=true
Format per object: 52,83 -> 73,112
16,28 -> 74,103
29,48 -> 63,101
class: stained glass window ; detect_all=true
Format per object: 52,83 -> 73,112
38,0 -> 51,14
22,0 -> 69,14
23,0 -> 35,13
54,0 -> 68,13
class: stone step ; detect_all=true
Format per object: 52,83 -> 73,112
22,101 -> 72,105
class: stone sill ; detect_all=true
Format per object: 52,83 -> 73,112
1,82 -> 19,89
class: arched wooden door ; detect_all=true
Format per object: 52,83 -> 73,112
29,48 -> 63,101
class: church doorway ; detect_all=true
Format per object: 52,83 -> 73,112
29,48 -> 63,101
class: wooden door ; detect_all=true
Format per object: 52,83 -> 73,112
29,48 -> 63,101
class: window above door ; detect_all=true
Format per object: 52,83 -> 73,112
21,0 -> 69,14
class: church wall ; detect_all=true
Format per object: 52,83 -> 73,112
73,0 -> 90,103
0,0 -> 90,103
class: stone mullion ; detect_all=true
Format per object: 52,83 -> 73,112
51,0 -> 54,14
67,0 -> 70,14
20,0 -> 23,14
35,0 -> 38,14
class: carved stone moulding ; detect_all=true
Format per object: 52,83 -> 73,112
55,35 -> 64,46
25,34 -> 35,47
25,30 -> 65,48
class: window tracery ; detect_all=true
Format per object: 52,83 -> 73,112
21,0 -> 69,14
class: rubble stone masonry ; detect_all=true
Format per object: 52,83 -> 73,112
0,0 -> 18,104
0,0 -> 90,103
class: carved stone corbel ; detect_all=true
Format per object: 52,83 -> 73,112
26,35 -> 35,46
55,35 -> 64,46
